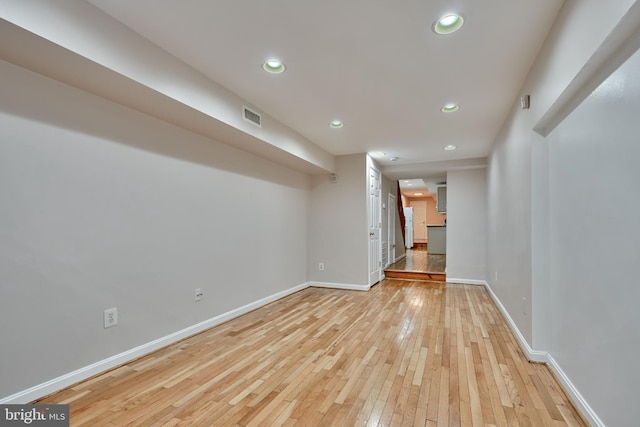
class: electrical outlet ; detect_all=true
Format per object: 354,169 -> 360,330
318,262 -> 325,271
522,297 -> 527,315
195,288 -> 203,302
495,271 -> 498,281
104,307 -> 118,328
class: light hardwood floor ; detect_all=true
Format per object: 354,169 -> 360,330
36,281 -> 585,426
385,248 -> 446,281
386,248 -> 446,274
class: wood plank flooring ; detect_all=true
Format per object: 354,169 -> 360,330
36,281 -> 585,426
385,248 -> 446,281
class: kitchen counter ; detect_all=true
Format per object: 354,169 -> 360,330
427,225 -> 446,254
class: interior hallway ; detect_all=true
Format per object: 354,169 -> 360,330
35,280 -> 585,426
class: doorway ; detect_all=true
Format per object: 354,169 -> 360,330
368,165 -> 382,286
388,178 -> 447,281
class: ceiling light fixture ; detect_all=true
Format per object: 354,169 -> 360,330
372,152 -> 386,157
441,103 -> 460,113
433,14 -> 464,35
444,145 -> 457,151
262,59 -> 286,74
390,157 -> 400,162
414,192 -> 424,196
329,120 -> 344,128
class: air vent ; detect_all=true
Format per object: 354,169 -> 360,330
243,106 -> 262,128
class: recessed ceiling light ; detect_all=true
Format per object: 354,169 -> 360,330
372,152 -> 386,157
433,14 -> 464,35
414,192 -> 424,196
329,120 -> 344,128
390,157 -> 400,162
444,145 -> 457,151
441,103 -> 460,113
262,59 -> 286,74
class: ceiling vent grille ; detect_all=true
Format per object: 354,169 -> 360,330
243,106 -> 262,128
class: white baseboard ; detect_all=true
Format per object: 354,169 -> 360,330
310,281 -> 371,292
546,355 -> 604,427
394,253 -> 406,262
446,278 -> 486,286
0,282 -> 310,404
480,280 -> 548,363
3,278 -> 602,427
482,281 -> 602,427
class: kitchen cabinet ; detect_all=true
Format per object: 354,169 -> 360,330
437,186 -> 447,213
427,225 -> 446,254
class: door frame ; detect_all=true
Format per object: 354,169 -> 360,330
387,193 -> 396,267
368,164 -> 382,286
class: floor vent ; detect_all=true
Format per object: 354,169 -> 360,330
243,106 -> 262,127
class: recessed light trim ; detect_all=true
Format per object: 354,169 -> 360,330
444,145 -> 457,151
262,59 -> 286,74
441,103 -> 460,113
329,120 -> 344,129
433,14 -> 464,35
372,152 -> 386,157
413,192 -> 424,196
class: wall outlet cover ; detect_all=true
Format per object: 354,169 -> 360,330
104,307 -> 118,328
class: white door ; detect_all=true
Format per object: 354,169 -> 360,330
388,193 -> 396,266
369,166 -> 382,286
410,199 -> 427,242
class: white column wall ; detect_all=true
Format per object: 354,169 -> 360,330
545,47 -> 640,427
446,169 -> 486,282
307,154 -> 369,286
487,0 -> 636,346
487,0 -> 639,424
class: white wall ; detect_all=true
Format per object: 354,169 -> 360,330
446,169 -> 486,282
487,0 -> 637,346
545,46 -> 640,427
308,154 -> 369,286
487,0 -> 639,424
0,60 -> 310,399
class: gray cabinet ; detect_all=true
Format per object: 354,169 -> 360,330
427,226 -> 446,254
437,186 -> 447,213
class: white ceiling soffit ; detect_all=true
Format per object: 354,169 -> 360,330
85,0 -> 563,176
1,1 -> 562,177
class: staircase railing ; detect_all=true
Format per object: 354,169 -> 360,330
397,181 -> 406,246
